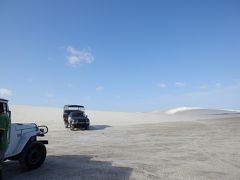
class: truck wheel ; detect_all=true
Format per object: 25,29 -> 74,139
70,122 -> 74,131
19,142 -> 46,170
65,122 -> 69,128
85,125 -> 89,130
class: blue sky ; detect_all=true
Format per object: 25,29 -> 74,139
0,0 -> 240,111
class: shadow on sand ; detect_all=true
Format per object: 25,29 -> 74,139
213,112 -> 240,116
3,155 -> 132,180
89,125 -> 111,131
70,125 -> 111,131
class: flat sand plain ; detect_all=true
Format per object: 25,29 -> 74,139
3,106 -> 240,180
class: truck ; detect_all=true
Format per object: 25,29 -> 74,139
0,98 -> 48,170
63,105 -> 90,130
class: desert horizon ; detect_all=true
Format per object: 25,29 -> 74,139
1,0 -> 240,179
2,105 -> 240,179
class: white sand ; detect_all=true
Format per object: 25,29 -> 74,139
4,105 -> 240,180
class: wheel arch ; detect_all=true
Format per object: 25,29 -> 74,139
5,131 -> 37,159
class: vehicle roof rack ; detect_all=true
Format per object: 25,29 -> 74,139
64,105 -> 84,108
0,98 -> 8,102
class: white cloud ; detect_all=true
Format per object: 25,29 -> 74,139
158,83 -> 167,88
46,93 -> 55,98
67,46 -> 94,65
145,82 -> 240,110
96,86 -> 104,91
0,88 -> 12,97
215,82 -> 221,87
175,82 -> 185,87
200,85 -> 208,89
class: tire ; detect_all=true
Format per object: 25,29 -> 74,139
64,122 -> 69,128
19,142 -> 47,170
70,122 -> 74,131
64,119 -> 69,128
85,125 -> 89,130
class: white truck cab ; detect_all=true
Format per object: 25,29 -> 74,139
0,98 -> 48,170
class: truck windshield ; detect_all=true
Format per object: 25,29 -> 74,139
71,112 -> 84,117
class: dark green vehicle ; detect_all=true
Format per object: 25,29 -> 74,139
63,105 -> 90,130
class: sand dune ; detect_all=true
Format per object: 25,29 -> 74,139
4,105 -> 240,180
10,105 -> 240,126
164,107 -> 203,114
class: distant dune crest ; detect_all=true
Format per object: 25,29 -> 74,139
165,107 -> 202,114
165,107 -> 240,115
10,105 -> 240,126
